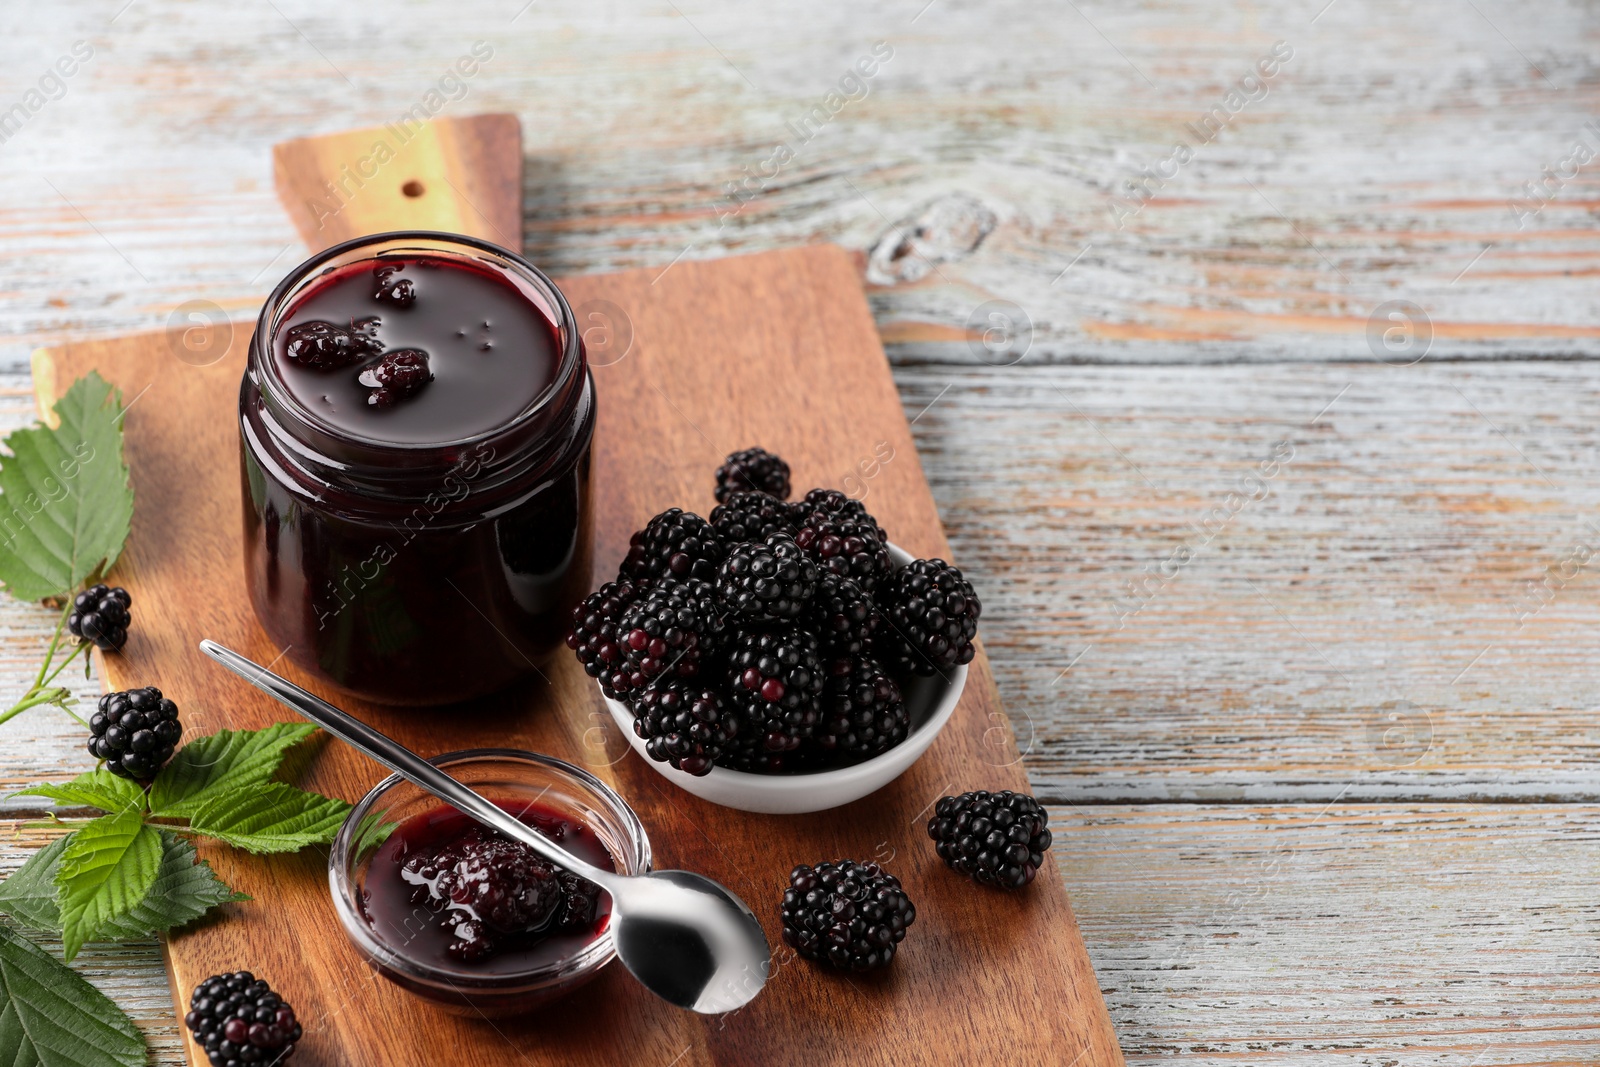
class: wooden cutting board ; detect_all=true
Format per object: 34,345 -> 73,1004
32,115 -> 1122,1067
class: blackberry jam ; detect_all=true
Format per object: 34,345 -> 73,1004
361,801 -> 614,974
240,232 -> 594,705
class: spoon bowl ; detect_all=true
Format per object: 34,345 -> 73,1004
198,639 -> 771,1014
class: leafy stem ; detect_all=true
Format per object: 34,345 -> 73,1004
0,602 -> 89,727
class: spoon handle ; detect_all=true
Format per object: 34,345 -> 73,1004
197,640 -> 615,887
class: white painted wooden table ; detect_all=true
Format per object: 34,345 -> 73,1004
4,1 -> 1599,1062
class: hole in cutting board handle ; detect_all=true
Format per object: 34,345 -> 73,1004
402,180 -> 425,197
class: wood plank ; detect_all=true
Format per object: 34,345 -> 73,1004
897,361 -> 1600,802
32,243 -> 1121,1066
4,1 -> 1600,370
10,803 -> 1598,1066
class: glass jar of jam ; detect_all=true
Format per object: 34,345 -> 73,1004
239,232 -> 594,705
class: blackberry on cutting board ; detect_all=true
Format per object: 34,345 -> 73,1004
709,490 -> 797,545
615,578 -> 725,692
185,971 -> 301,1067
715,534 -> 818,622
714,447 -> 791,504
780,860 -> 916,971
817,656 -> 908,761
809,574 -> 878,658
927,790 -> 1054,889
878,558 -> 981,676
566,579 -> 643,699
629,677 -> 739,776
88,686 -> 182,779
726,625 -> 826,753
620,508 -> 725,583
68,583 -> 131,652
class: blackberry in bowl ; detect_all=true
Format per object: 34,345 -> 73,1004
600,544 -> 968,814
329,749 -> 650,1017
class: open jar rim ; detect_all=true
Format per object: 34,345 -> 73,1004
245,231 -> 592,504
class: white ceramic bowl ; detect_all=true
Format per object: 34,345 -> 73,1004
603,543 -> 967,814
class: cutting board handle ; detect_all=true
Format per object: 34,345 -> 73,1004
272,113 -> 524,254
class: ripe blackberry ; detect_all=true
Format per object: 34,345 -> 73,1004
727,625 -> 825,753
709,490 -> 796,545
620,508 -> 725,583
566,579 -> 643,699
88,685 -> 182,779
372,264 -> 416,307
780,860 -> 916,971
794,512 -> 893,592
283,316 -> 381,370
879,558 -> 981,676
714,447 -> 790,504
615,578 -> 724,692
68,583 -> 131,652
715,534 -> 818,622
927,790 -> 1054,889
818,656 -> 908,761
809,574 -> 878,658
358,348 -> 432,407
629,678 -> 739,776
792,488 -> 888,544
185,971 -> 301,1067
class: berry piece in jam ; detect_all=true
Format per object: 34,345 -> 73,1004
358,348 -> 433,408
373,264 -> 416,308
283,316 -> 383,370
363,801 -> 613,971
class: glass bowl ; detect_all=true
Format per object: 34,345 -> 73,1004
329,749 -> 651,1017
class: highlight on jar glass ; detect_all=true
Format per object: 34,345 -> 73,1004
239,232 -> 595,706
329,749 -> 651,1017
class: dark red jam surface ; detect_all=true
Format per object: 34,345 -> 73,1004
362,801 -> 614,974
275,256 -> 559,444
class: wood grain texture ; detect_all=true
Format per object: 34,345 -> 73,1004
32,243 -> 1121,1066
274,113 -> 524,252
5,0 -> 1600,371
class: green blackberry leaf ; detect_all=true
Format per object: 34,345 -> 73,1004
94,831 -> 247,939
54,811 -> 160,961
147,722 -> 318,818
13,770 -> 144,816
186,782 -> 350,854
0,836 -> 69,933
0,926 -> 145,1067
0,371 -> 133,603
0,832 -> 246,941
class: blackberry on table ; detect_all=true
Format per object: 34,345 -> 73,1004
615,578 -> 725,693
283,317 -> 381,370
714,447 -> 790,504
809,574 -> 878,658
709,490 -> 796,545
566,579 -> 643,699
68,583 -> 131,652
715,534 -> 818,622
780,860 -> 916,971
792,487 -> 887,544
620,508 -> 725,583
817,656 -> 908,761
185,971 -> 301,1067
878,558 -> 981,676
88,685 -> 182,779
726,625 -> 825,753
794,509 -> 893,591
629,677 -> 739,776
927,790 -> 1054,890
358,348 -> 433,407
